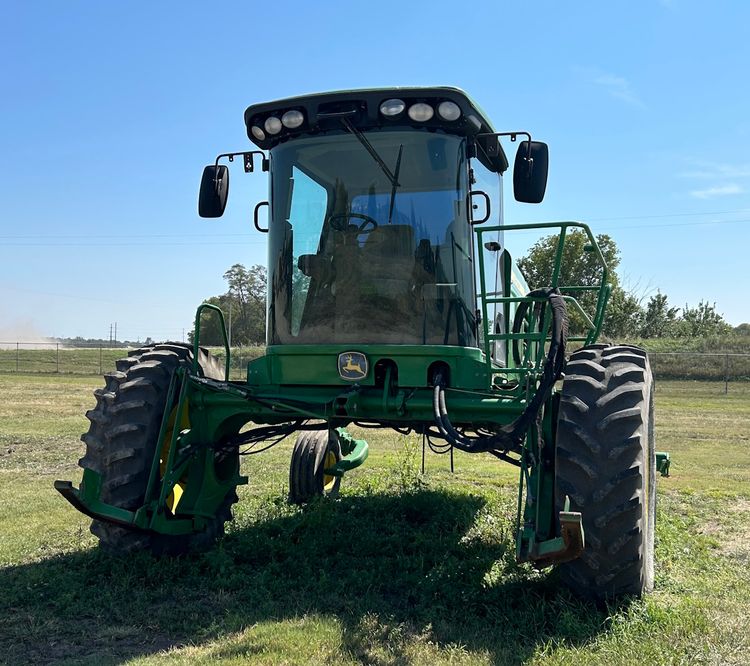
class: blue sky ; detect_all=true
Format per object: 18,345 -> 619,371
1,1 -> 748,341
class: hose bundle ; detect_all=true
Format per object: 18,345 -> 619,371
433,288 -> 568,456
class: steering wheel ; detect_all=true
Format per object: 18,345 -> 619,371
327,213 -> 379,234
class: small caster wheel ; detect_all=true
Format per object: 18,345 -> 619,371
289,430 -> 342,504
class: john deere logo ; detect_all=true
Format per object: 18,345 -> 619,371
338,352 -> 368,381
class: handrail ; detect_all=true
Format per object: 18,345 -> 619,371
192,303 -> 230,380
475,220 -> 611,387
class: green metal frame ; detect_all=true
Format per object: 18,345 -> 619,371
59,220 -> 663,566
193,302 -> 231,380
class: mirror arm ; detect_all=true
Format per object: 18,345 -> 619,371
477,131 -> 533,175
478,130 -> 532,143
214,150 -> 269,175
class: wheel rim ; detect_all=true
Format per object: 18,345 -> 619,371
322,449 -> 337,492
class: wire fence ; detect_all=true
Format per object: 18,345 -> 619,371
1,342 -> 749,390
648,352 -> 750,392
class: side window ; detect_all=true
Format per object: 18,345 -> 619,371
288,167 -> 327,335
471,159 -> 502,227
471,159 -> 504,356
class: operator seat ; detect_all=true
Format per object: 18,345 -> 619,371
330,224 -> 419,342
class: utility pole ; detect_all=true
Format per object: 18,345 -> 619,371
114,322 -> 117,346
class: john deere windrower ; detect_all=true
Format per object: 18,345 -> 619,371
57,88 -> 669,600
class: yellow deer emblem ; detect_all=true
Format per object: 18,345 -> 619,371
338,352 -> 368,380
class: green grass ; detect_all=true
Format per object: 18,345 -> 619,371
0,347 -> 126,375
0,376 -> 748,665
0,345 -> 264,380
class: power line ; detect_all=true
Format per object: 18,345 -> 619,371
0,232 -> 258,239
581,208 -> 750,222
0,240 -> 267,247
1,208 -> 749,241
0,209 -> 748,248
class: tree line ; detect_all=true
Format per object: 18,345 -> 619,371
189,264 -> 266,346
517,230 -> 746,340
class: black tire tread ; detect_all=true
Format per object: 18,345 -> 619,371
79,342 -> 236,555
556,344 -> 655,601
289,431 -> 342,504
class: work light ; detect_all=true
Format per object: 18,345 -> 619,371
437,101 -> 461,121
379,99 -> 406,117
264,117 -> 282,135
282,110 -> 304,129
407,103 -> 434,122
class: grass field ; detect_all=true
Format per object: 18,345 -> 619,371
0,375 -> 748,665
0,346 -> 264,378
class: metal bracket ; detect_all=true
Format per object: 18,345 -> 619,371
54,479 -> 144,530
519,498 -> 585,568
324,428 -> 369,478
214,150 -> 269,173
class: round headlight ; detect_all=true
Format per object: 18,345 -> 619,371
380,98 -> 405,117
437,101 -> 461,122
281,110 -> 304,129
250,125 -> 266,141
407,103 -> 434,122
264,117 -> 282,135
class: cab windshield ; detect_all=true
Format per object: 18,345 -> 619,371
267,130 -> 476,346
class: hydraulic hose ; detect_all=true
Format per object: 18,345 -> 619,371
433,288 -> 568,455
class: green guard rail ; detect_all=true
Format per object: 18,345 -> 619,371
192,303 -> 231,380
475,221 -> 611,382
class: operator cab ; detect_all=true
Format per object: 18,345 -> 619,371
199,87 -> 548,350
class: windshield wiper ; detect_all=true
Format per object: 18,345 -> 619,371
387,144 -> 403,225
340,117 -> 400,188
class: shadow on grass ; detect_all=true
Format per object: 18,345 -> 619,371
0,489 -> 622,665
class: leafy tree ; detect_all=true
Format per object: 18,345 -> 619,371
735,323 -> 750,336
676,301 -> 732,338
517,229 -> 621,292
517,230 -> 643,337
639,292 -> 680,338
223,264 -> 267,344
603,287 -> 643,338
189,264 -> 267,346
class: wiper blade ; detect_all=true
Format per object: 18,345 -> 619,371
387,144 -> 404,225
341,117 -> 400,187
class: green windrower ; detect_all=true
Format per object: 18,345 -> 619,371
56,87 -> 669,602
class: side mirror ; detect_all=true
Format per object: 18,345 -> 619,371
198,165 -> 229,218
513,141 -> 548,204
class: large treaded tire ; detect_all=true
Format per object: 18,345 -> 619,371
79,342 -> 237,556
289,431 -> 342,505
555,344 -> 655,601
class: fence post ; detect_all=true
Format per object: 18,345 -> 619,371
16,342 -> 19,372
99,345 -> 103,375
56,343 -> 60,373
724,353 -> 729,395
